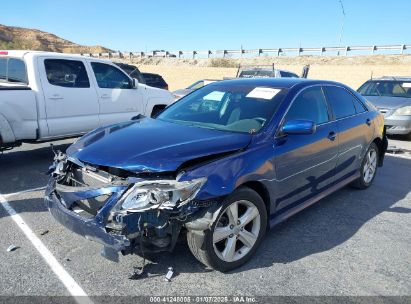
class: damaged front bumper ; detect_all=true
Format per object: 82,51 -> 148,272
45,183 -> 130,261
45,154 -> 214,262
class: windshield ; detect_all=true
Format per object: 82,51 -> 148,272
358,81 -> 411,98
157,83 -> 288,134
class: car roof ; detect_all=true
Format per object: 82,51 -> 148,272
367,76 -> 411,82
214,77 -> 342,89
0,50 -> 113,64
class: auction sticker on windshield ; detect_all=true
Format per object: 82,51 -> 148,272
246,87 -> 281,100
402,83 -> 411,88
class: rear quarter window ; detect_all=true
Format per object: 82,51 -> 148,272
0,58 -> 28,84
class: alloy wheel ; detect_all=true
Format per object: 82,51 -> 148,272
363,148 -> 377,183
212,200 -> 261,263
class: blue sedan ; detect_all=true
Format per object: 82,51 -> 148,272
45,78 -> 387,272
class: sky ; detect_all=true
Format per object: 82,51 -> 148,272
1,0 -> 410,52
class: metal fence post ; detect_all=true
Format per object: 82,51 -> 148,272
401,44 -> 405,54
208,50 -> 212,58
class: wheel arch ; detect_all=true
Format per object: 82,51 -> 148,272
372,133 -> 387,167
151,104 -> 167,117
239,181 -> 271,227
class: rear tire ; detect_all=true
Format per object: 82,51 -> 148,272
187,187 -> 267,272
351,142 -> 379,189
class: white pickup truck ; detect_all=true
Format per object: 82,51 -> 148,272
0,50 -> 174,151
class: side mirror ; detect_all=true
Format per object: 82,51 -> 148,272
281,119 -> 316,135
132,78 -> 139,89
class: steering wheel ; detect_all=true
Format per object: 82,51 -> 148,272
253,117 -> 267,126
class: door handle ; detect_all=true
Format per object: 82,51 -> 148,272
49,94 -> 63,100
100,94 -> 110,99
328,131 -> 337,141
366,118 -> 372,126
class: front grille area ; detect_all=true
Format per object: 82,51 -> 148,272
57,162 -> 114,218
74,194 -> 110,216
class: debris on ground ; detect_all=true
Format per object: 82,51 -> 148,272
387,145 -> 402,154
6,245 -> 19,252
40,230 -> 49,236
129,266 -> 145,280
65,258 -> 71,262
164,267 -> 174,282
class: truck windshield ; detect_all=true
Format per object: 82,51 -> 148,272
157,83 -> 288,134
358,81 -> 411,98
0,58 -> 28,84
239,70 -> 276,78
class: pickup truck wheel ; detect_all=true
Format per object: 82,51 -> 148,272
187,187 -> 267,272
351,142 -> 379,189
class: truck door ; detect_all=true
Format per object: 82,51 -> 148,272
39,57 -> 100,137
88,61 -> 144,126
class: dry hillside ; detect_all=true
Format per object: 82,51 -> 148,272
120,55 -> 411,91
0,24 -> 112,54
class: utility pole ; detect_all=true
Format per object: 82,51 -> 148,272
337,0 -> 346,56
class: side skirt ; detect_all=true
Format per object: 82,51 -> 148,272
269,172 -> 360,228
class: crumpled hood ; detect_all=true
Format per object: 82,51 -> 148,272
67,118 -> 251,173
364,96 -> 411,110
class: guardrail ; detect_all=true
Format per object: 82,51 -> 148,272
79,44 -> 411,59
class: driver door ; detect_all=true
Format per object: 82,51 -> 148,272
274,86 -> 339,212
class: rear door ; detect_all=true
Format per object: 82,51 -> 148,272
88,61 -> 144,126
323,85 -> 373,181
274,86 -> 339,212
39,57 -> 100,137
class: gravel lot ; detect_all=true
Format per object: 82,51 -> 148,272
0,136 -> 410,299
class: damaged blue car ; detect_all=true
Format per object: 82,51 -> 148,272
45,78 -> 387,272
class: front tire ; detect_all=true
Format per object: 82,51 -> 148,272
351,142 -> 379,189
187,187 -> 267,272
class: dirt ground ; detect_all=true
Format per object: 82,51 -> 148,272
119,55 -> 411,91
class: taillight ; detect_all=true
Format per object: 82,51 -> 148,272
0,51 -> 8,55
165,85 -> 169,90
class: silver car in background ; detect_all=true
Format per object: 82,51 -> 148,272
173,79 -> 219,100
358,77 -> 411,139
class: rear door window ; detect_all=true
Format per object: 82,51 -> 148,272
323,86 -> 362,119
91,62 -> 132,89
44,59 -> 90,88
0,58 -> 28,84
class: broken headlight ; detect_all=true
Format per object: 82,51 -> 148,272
119,178 -> 207,212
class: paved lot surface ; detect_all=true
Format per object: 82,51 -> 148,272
0,136 -> 410,298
